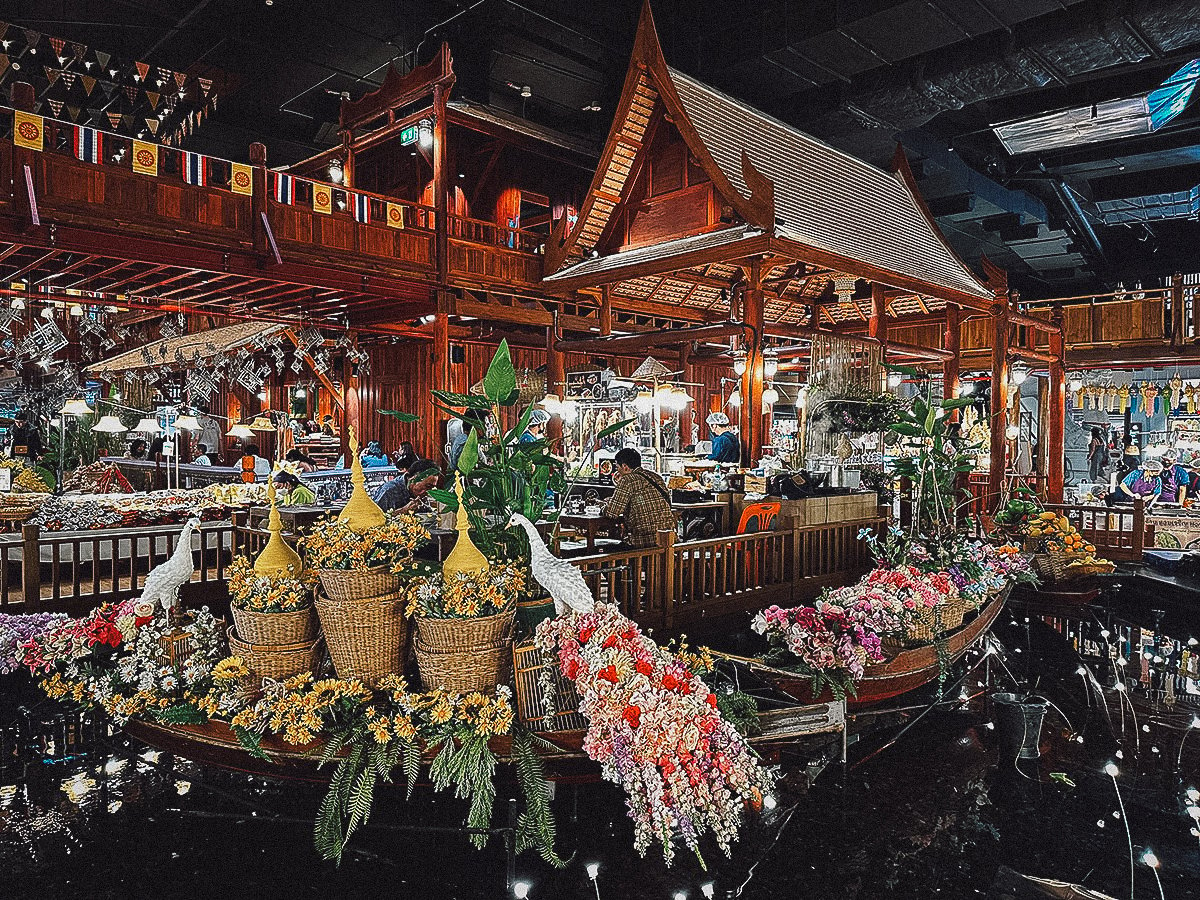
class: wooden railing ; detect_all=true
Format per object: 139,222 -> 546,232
2,522 -> 235,615
1041,500 -> 1152,561
965,472 -> 1049,519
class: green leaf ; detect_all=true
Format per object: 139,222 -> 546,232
232,725 -> 271,761
890,422 -> 924,437
154,703 -> 207,725
482,339 -> 518,405
379,409 -> 420,423
596,417 -> 636,441
504,405 -> 537,444
429,487 -> 457,508
884,362 -> 921,378
939,397 -> 974,410
432,390 -> 492,410
457,429 -> 480,476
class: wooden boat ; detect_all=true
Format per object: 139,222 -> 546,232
123,699 -> 847,785
1011,581 -> 1100,608
714,584 -> 1010,710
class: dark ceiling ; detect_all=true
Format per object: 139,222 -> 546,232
5,0 -> 1200,299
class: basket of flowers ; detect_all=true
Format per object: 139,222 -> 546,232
227,556 -> 318,645
407,564 -> 524,693
226,624 -> 324,682
304,513 -> 428,601
315,590 -> 409,685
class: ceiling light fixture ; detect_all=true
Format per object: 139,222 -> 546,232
520,85 -> 532,98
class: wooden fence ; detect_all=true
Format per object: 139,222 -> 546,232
1041,500 -> 1152,561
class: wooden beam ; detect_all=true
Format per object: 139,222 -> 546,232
1047,306 -> 1065,504
600,285 -> 613,335
555,322 -> 747,353
943,306 -> 961,404
868,282 -> 887,343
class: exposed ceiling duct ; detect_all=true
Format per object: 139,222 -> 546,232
1097,185 -> 1200,224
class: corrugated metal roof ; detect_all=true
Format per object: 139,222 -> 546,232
88,321 -> 285,374
668,68 -> 993,301
544,224 -> 764,283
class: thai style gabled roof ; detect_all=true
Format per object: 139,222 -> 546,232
88,320 -> 285,374
543,2 -> 997,308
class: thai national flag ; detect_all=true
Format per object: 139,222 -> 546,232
353,192 -> 370,224
272,172 -> 294,204
73,126 -> 102,164
182,151 -> 206,186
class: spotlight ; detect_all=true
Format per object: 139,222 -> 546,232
520,85 -> 532,98
513,882 -> 531,899
762,794 -> 777,810
701,884 -> 715,900
1104,761 -> 1119,777
10,297 -> 24,310
1141,849 -> 1159,869
586,862 -> 600,880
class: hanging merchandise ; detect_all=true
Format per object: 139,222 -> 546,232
1170,374 -> 1184,411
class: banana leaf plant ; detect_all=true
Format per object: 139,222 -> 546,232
886,364 -> 977,542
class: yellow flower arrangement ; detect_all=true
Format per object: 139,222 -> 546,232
227,556 -> 315,613
403,564 -> 525,619
303,512 -> 429,571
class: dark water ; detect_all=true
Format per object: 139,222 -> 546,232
3,582 -> 1200,899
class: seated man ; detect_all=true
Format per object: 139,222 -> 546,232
602,447 -> 677,549
373,461 -> 440,513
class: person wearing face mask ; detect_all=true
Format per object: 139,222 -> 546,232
704,412 -> 740,463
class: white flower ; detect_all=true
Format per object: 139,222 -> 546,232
750,613 -> 767,635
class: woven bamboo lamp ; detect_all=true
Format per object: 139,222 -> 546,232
254,480 -> 303,576
340,426 -> 386,533
442,473 -> 488,579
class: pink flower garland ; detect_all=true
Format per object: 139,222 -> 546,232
536,603 -> 773,866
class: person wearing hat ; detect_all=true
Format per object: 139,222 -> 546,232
520,408 -> 551,444
8,410 -> 42,463
373,460 -> 441,513
705,412 -> 740,463
1107,457 -> 1164,508
1159,449 -> 1190,504
272,469 -> 316,506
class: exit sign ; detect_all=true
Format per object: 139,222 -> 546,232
400,125 -> 419,146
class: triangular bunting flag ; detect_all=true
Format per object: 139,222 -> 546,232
0,22 -> 8,40
48,36 -> 64,56
58,70 -> 75,90
145,118 -> 159,135
123,84 -> 138,103
146,91 -> 159,109
157,66 -> 172,85
174,71 -> 187,90
80,74 -> 96,95
134,61 -> 149,81
70,42 -> 86,62
23,30 -> 41,51
46,99 -> 63,116
122,114 -> 135,129
198,76 -> 212,95
99,80 -> 117,98
93,50 -> 109,70
66,105 -> 80,122
107,111 -> 122,130
44,67 -> 60,85
0,55 -> 9,79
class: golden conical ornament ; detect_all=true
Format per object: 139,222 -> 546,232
254,479 -> 304,576
340,425 -> 386,534
442,473 -> 488,579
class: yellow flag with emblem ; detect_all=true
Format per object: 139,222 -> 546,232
230,162 -> 253,196
13,111 -> 44,151
131,140 -> 158,176
312,183 -> 332,215
385,201 -> 405,229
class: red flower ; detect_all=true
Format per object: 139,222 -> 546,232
622,705 -> 641,728
563,658 -> 582,680
706,693 -> 718,709
598,665 -> 619,683
661,673 -> 679,691
578,626 -> 595,644
602,634 -> 619,649
660,758 -> 676,775
621,627 -> 637,641
635,659 -> 654,677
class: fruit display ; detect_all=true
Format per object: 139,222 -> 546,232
60,461 -> 135,495
13,467 -> 51,493
28,484 -> 262,532
1024,511 -> 1097,554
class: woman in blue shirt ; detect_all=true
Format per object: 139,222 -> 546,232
1107,458 -> 1163,508
705,412 -> 741,463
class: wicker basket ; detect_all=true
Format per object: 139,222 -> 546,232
413,609 -> 517,693
415,637 -> 514,693
1048,547 -> 1088,581
415,608 -> 516,651
227,626 -> 323,683
317,566 -> 403,602
940,594 -> 968,631
315,592 -> 409,684
230,604 -> 318,646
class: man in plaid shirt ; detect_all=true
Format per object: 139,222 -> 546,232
603,448 -> 677,549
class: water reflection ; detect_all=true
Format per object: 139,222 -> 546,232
2,586 -> 1200,898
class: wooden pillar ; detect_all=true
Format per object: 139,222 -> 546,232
11,82 -> 37,224
868,282 -> 887,344
600,285 -> 613,336
987,298 -> 1010,514
942,305 -> 961,405
432,83 -> 450,285
249,142 -> 268,257
1047,305 -> 1066,503
341,129 -> 355,189
739,259 -> 765,465
1171,272 -> 1185,348
545,324 -> 565,446
679,340 -> 694,449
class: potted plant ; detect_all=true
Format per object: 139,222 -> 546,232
227,555 -> 318,646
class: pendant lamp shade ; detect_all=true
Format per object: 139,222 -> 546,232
92,415 -> 127,433
227,424 -> 255,440
59,398 -> 94,417
133,417 -> 162,434
249,416 -> 276,432
175,415 -> 202,431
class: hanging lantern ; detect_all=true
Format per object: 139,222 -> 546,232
133,417 -> 162,434
833,274 -> 856,306
175,414 -> 202,431
1010,360 -> 1030,385
92,415 -> 127,433
59,398 -> 94,417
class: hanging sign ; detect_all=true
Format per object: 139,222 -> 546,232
131,139 -> 158,176
230,162 -> 253,196
13,110 -> 44,151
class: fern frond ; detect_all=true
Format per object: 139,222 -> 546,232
154,702 -> 207,725
401,739 -> 421,800
232,724 -> 270,761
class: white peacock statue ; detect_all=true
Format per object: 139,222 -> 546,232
507,513 -> 595,616
138,516 -> 200,615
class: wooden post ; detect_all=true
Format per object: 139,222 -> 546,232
678,340 -> 694,449
1171,272 -> 1185,348
987,298 -> 1010,515
431,298 -> 451,456
22,524 -> 41,610
868,282 -> 887,344
942,305 -> 961,404
1133,497 -> 1146,556
432,83 -> 449,285
739,260 -> 765,465
249,142 -> 268,256
1047,305 -> 1066,503
658,528 -> 675,631
545,323 -> 565,447
600,285 -> 613,336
